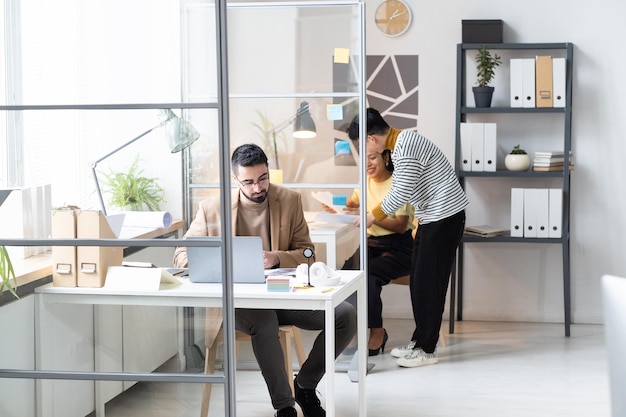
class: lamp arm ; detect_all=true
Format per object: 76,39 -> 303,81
90,121 -> 163,216
92,122 -> 163,167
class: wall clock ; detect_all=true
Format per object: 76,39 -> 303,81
374,0 -> 412,37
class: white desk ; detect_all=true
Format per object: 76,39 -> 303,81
35,270 -> 367,417
307,215 -> 360,269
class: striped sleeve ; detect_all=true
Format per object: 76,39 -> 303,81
381,131 -> 468,224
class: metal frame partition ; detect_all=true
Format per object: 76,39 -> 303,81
0,1 -> 366,415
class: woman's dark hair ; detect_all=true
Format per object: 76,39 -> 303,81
347,108 -> 390,140
382,149 -> 394,173
231,143 -> 268,172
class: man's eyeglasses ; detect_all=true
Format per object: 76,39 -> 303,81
236,173 -> 270,188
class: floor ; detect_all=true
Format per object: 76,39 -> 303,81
99,319 -> 611,417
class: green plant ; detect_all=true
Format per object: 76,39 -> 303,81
510,144 -> 527,155
251,111 -> 286,169
1,245 -> 18,298
475,46 -> 502,87
101,155 -> 165,211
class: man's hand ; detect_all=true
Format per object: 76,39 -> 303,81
263,251 -> 280,268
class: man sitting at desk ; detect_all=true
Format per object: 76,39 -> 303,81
173,143 -> 356,417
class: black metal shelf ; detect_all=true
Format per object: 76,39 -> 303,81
462,232 -> 566,244
451,42 -> 574,338
461,42 -> 571,50
461,106 -> 565,114
458,170 -> 565,178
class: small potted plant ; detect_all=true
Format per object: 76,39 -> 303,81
505,144 -> 531,171
473,46 -> 502,108
101,155 -> 165,211
1,245 -> 18,299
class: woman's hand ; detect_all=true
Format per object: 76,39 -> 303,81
366,212 -> 376,228
321,203 -> 337,214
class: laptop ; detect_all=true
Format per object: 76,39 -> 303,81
186,236 -> 266,284
602,274 -> 626,416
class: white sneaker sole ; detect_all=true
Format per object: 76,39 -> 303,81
396,355 -> 438,368
390,348 -> 412,358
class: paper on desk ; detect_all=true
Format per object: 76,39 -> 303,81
104,266 -> 182,291
314,211 -> 358,225
121,211 -> 172,229
311,191 -> 346,214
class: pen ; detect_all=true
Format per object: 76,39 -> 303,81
321,287 -> 334,293
293,286 -> 313,290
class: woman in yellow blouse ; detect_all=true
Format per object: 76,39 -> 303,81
325,143 -> 415,355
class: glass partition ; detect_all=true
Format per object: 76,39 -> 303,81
1,1 -> 365,416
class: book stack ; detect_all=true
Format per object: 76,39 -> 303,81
532,150 -> 573,172
464,225 -> 507,238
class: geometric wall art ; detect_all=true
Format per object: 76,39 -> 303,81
332,54 -> 419,164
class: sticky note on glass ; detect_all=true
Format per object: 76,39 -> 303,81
327,104 -> 343,121
334,48 -> 350,64
332,195 -> 347,206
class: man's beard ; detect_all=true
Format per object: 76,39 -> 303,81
241,188 -> 268,204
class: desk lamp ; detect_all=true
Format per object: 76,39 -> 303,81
91,109 -> 200,216
293,101 -> 316,139
266,101 -> 317,169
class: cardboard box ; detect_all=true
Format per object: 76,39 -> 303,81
51,208 -> 78,287
77,210 -> 123,287
462,20 -> 503,43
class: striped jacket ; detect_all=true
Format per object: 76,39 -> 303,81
372,128 -> 468,225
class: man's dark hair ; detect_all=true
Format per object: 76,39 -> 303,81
347,108 -> 390,140
231,143 -> 268,172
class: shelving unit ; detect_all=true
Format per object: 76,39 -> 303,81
451,43 -> 574,336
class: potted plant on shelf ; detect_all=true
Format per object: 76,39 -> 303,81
1,245 -> 18,298
473,46 -> 502,108
101,155 -> 165,211
505,144 -> 531,171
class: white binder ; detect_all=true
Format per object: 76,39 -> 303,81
510,59 -> 524,108
549,188 -> 563,238
483,123 -> 497,172
523,188 -> 538,238
470,123 -> 484,171
553,57 -> 566,108
536,189 -> 550,238
510,188 -> 524,237
460,123 -> 473,171
522,58 -> 536,108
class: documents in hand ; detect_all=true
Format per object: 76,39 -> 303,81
311,191 -> 346,214
314,211 -> 358,225
464,225 -> 507,238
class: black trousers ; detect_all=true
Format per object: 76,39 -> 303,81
410,210 -> 465,353
367,230 -> 413,328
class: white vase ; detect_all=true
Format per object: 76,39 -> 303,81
504,154 -> 531,171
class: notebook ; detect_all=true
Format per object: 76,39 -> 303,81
186,236 -> 266,284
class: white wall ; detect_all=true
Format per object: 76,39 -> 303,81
371,0 -> 626,324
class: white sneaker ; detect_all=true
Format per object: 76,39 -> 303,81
390,340 -> 416,358
396,348 -> 438,368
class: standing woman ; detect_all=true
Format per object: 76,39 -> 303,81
349,108 -> 468,368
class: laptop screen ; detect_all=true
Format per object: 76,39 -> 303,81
186,236 -> 265,284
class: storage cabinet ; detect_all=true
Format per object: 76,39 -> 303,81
452,43 -> 574,336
